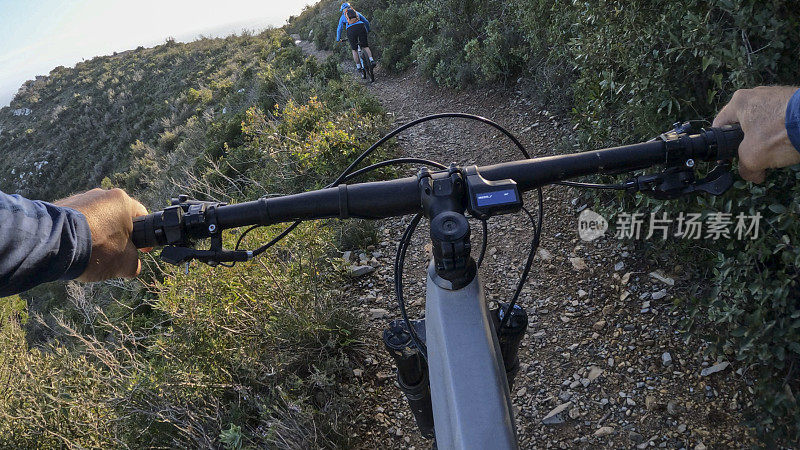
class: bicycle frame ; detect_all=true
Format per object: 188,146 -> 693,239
425,262 -> 517,449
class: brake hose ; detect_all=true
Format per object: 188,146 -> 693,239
235,113 -> 545,339
237,113 -> 533,255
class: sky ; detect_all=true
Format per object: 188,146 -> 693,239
0,0 -> 316,107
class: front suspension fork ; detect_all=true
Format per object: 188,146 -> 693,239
381,302 -> 528,437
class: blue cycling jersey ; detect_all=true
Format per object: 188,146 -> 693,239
336,10 -> 370,41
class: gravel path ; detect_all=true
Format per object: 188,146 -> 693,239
293,37 -> 756,449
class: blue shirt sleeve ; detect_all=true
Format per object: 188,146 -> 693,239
336,15 -> 345,41
358,13 -> 370,32
0,190 -> 92,297
786,88 -> 800,153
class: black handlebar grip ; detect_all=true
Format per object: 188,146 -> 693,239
132,213 -> 163,248
707,124 -> 743,160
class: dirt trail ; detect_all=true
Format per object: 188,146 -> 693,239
293,37 -> 755,449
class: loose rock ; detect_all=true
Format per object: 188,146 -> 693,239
542,402 -> 572,425
652,289 -> 668,300
369,308 -> 389,320
350,265 -> 375,277
700,361 -> 730,377
569,257 -> 587,270
649,271 -> 675,286
587,366 -> 603,381
594,426 -> 615,437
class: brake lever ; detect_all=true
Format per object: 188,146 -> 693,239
627,162 -> 733,200
161,246 -> 253,266
684,163 -> 733,196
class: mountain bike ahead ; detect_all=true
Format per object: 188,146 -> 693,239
341,38 -> 374,82
131,115 -> 742,449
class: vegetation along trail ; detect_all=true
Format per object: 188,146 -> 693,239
295,37 -> 756,449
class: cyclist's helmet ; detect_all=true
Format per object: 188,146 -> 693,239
340,2 -> 350,11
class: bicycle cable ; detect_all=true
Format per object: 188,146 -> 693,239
395,213 -> 427,360
232,112 -> 546,338
236,113 -> 525,256
557,180 -> 628,190
499,201 -> 542,331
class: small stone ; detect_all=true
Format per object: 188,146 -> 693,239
594,426 -> 615,437
662,352 -> 673,367
614,262 -> 625,271
593,320 -> 607,331
349,265 -> 375,277
602,305 -> 615,315
369,308 -> 389,320
628,431 -> 644,443
587,366 -> 603,381
570,257 -> 588,270
645,395 -> 657,411
542,402 -> 572,425
677,424 -> 687,433
578,289 -> 588,298
342,250 -> 352,261
352,368 -> 363,377
667,400 -> 679,415
649,271 -> 675,286
700,361 -> 730,377
695,443 -> 707,450
651,289 -> 668,300
537,248 -> 553,261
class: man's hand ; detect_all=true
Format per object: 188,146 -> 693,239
55,188 -> 148,282
713,86 -> 800,183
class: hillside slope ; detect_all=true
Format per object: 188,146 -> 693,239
1,33 -> 303,202
0,29 -> 396,448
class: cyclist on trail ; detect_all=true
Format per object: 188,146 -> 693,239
2,86 -> 799,296
336,2 -> 374,73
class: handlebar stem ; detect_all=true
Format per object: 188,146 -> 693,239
419,167 -> 477,290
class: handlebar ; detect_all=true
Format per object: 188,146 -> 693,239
132,123 -> 742,249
